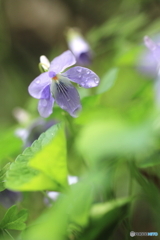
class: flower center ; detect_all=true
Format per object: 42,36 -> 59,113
49,71 -> 58,81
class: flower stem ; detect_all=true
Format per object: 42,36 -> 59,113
4,229 -> 15,240
127,160 -> 133,196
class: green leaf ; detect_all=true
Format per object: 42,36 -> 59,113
90,197 -> 131,219
0,163 -> 10,192
115,46 -> 142,66
5,124 -> 68,191
80,198 -> 131,240
76,119 -> 153,162
28,125 -> 68,191
138,153 -> 160,168
23,176 -> 94,240
0,127 -> 22,163
96,68 -> 118,94
0,205 -> 28,230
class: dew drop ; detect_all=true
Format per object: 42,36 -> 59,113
77,68 -> 82,73
94,77 -> 99,84
86,70 -> 90,74
36,80 -> 40,84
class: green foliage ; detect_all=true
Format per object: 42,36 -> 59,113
0,163 -> 10,192
96,68 -> 119,94
0,128 -> 22,164
28,125 -> 67,190
0,205 -> 28,231
80,198 -> 131,240
76,118 -> 154,163
23,177 -> 94,240
5,124 -> 68,191
138,153 -> 160,168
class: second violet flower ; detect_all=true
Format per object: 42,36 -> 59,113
28,50 -> 100,118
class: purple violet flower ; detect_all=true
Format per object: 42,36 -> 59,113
28,50 -> 99,118
139,36 -> 160,77
15,118 -> 57,148
0,190 -> 21,208
67,28 -> 92,66
141,36 -> 160,106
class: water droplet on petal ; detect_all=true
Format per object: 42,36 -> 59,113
94,77 -> 99,84
86,70 -> 90,74
77,68 -> 82,73
36,80 -> 40,84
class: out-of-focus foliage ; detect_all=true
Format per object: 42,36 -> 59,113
0,164 -> 10,191
0,205 -> 28,231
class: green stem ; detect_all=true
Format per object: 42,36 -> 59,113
127,161 -> 133,196
4,229 -> 15,240
38,63 -> 48,73
65,114 -> 75,135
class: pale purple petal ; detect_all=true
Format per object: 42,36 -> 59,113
38,86 -> 54,118
68,35 -> 92,65
28,72 -> 51,99
144,36 -> 157,51
137,51 -> 158,77
78,52 -> 92,65
50,80 -> 82,117
62,66 -> 100,88
144,36 -> 160,63
49,50 -> 76,74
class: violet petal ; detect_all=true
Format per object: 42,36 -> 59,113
144,36 -> 160,64
38,86 -> 54,118
28,72 -> 51,99
62,66 -> 100,88
49,50 -> 76,74
68,35 -> 92,65
50,79 -> 82,117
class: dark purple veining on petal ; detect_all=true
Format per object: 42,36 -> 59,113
53,81 -> 82,117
